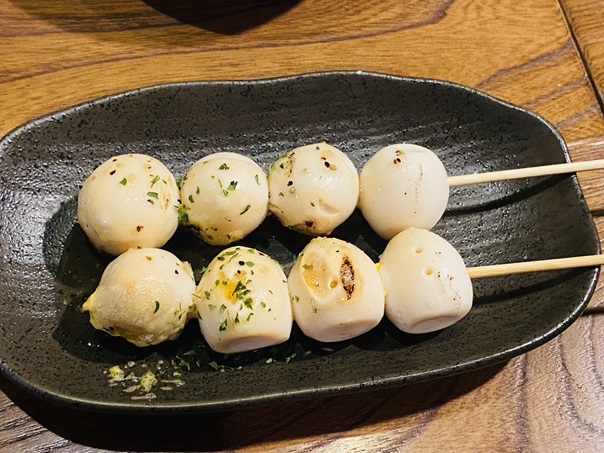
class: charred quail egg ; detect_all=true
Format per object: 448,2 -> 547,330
359,144 -> 449,239
378,227 -> 473,334
288,237 -> 384,342
180,153 -> 269,246
78,153 -> 180,255
268,143 -> 359,235
195,246 -> 292,354
82,248 -> 196,347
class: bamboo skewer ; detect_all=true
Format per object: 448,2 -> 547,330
467,254 -> 604,279
447,159 -> 604,187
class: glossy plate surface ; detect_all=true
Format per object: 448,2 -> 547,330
0,71 -> 598,413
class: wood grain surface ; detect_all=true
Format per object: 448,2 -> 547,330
2,0 -> 604,451
562,0 -> 604,104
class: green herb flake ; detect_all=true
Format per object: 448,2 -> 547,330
196,186 -> 200,194
204,291 -> 211,300
245,261 -> 254,267
227,180 -> 238,191
151,175 -> 160,187
232,281 -> 246,295
119,178 -> 127,186
147,191 -> 159,199
240,204 -> 251,215
219,304 -> 227,313
303,264 -> 313,270
188,194 -> 195,203
219,319 -> 228,331
208,304 -> 217,310
255,174 -> 260,185
153,301 -> 160,313
177,203 -> 189,223
218,163 -> 229,170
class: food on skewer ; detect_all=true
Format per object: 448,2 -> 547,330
195,246 -> 293,354
83,248 -> 196,347
359,144 -> 449,240
268,142 -> 359,236
77,143 -> 604,352
360,143 -> 604,240
78,153 -> 180,255
179,152 -> 269,246
378,227 -> 473,334
288,237 -> 384,342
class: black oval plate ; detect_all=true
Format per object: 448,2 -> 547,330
0,71 -> 599,413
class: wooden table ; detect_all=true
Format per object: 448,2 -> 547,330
2,0 -> 604,451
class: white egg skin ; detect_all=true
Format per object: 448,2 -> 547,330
78,153 -> 180,255
288,237 -> 384,342
82,248 -> 196,347
195,246 -> 293,354
268,143 -> 359,236
180,153 -> 269,246
359,144 -> 449,240
378,228 -> 473,334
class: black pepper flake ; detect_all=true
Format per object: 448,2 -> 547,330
109,170 -> 116,175
136,225 -> 143,232
287,180 -> 293,186
238,260 -> 245,266
324,161 -> 331,168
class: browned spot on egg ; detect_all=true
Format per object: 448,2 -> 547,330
146,256 -> 153,261
341,257 -> 355,299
